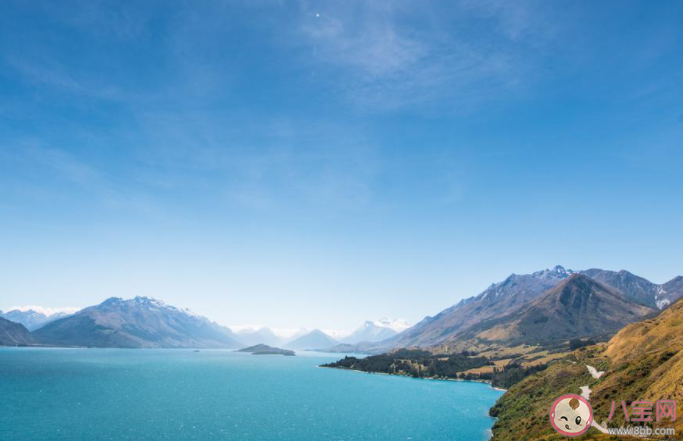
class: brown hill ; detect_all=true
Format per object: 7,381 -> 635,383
490,296 -> 683,440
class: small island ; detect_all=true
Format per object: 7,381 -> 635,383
238,344 -> 296,356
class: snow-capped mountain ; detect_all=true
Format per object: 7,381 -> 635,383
341,318 -> 413,344
0,306 -> 80,331
375,265 -> 683,351
32,296 -> 243,349
341,322 -> 397,344
373,317 -> 411,333
377,265 -> 582,349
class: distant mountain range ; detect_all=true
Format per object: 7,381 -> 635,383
32,297 -> 243,349
0,297 -> 406,350
233,327 -> 284,347
2,265 -> 681,352
0,309 -> 76,331
340,318 -> 411,344
284,329 -> 339,350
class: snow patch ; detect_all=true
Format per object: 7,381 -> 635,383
373,317 -> 412,332
586,365 -> 605,379
579,381 -> 609,434
656,298 -> 671,310
580,385 -> 591,400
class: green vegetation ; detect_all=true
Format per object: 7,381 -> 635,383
489,359 -> 596,441
569,338 -> 596,350
323,347 -> 569,390
487,363 -> 549,389
490,298 -> 683,440
238,344 -> 296,356
322,349 -> 491,379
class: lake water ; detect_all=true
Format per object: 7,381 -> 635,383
0,348 -> 503,441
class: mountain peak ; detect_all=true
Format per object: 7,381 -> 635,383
100,297 -> 125,306
284,328 -> 338,350
133,296 -> 175,310
34,296 -> 242,349
532,265 -> 574,278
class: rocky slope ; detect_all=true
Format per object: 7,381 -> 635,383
375,266 -> 681,351
455,274 -> 657,347
380,265 -> 576,349
0,317 -> 34,346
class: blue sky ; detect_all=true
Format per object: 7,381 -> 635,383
1,0 -> 682,331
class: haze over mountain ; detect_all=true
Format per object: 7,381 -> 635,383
341,318 -> 411,344
32,297 -> 243,349
0,308 -> 77,331
232,327 -> 284,347
284,329 -> 339,350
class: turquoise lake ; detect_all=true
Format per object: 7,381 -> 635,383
0,348 -> 503,441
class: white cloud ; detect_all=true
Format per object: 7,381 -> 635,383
294,0 -> 556,111
323,329 -> 352,340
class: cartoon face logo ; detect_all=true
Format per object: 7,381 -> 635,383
549,394 -> 593,437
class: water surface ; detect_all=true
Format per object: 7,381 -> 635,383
0,348 -> 503,440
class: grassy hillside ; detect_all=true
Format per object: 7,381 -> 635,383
490,297 -> 683,440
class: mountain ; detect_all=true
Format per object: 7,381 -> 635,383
458,274 -> 657,346
490,295 -> 683,440
341,319 -> 410,344
580,269 -> 683,310
0,317 -> 33,346
380,265 -> 575,349
376,266 -> 681,351
233,327 -> 284,347
580,268 -> 660,308
0,309 -> 75,331
284,329 -> 338,350
32,297 -> 243,349
658,275 -> 683,309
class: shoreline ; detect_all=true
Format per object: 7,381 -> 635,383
320,365 -> 508,392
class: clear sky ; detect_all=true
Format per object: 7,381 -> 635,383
1,0 -> 682,332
